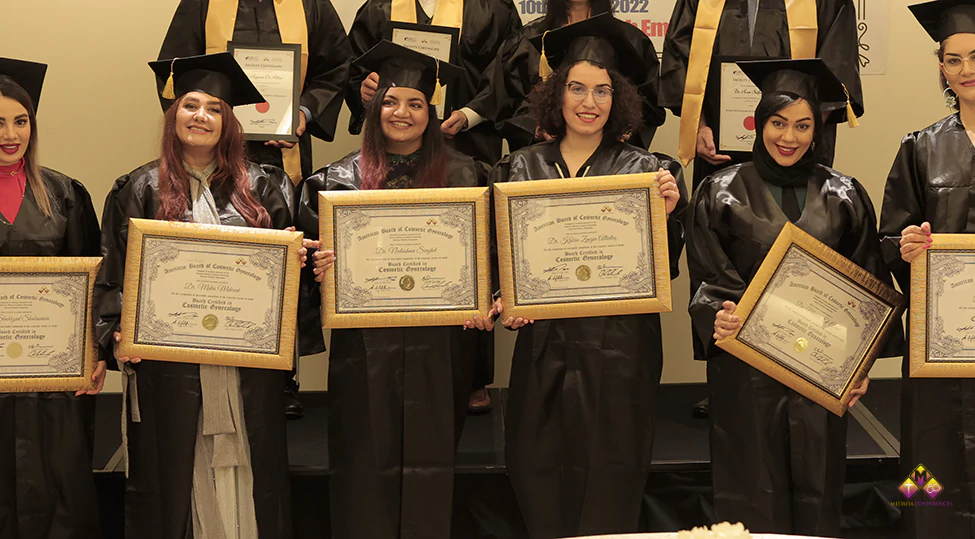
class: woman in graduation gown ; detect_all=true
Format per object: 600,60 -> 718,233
491,23 -> 686,538
687,59 -> 889,535
880,2 -> 975,535
298,42 -> 496,539
93,54 -> 304,539
482,10 -> 667,152
0,58 -> 105,539
660,0 -> 864,187
346,0 -> 522,167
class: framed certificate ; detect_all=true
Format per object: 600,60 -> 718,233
320,187 -> 492,328
910,235 -> 975,377
387,22 -> 460,120
229,42 -> 301,142
717,223 -> 904,416
711,57 -> 762,153
0,257 -> 102,393
494,173 -> 672,321
119,219 -> 302,370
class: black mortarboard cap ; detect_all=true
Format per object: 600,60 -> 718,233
909,0 -> 975,41
0,58 -> 47,112
737,58 -> 860,127
149,52 -> 264,107
353,40 -> 463,104
529,13 -> 647,81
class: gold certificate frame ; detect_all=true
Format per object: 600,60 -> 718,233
119,219 -> 302,370
321,187 -> 492,329
910,234 -> 975,377
717,223 -> 904,416
0,257 -> 102,393
494,173 -> 672,321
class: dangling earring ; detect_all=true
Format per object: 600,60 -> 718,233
811,141 -> 816,151
944,87 -> 958,109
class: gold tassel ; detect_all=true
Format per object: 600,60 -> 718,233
430,59 -> 444,106
843,84 -> 859,128
162,58 -> 177,100
538,30 -> 553,80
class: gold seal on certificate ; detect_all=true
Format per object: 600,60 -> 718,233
0,257 -> 102,393
118,219 -> 302,370
229,42 -> 301,142
910,235 -> 975,377
717,62 -> 762,152
717,223 -> 904,416
494,173 -> 672,321
320,187 -> 492,329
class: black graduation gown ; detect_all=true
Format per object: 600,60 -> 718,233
345,0 -> 522,167
878,113 -> 975,538
480,15 -> 667,152
686,162 -> 899,535
296,148 -> 484,539
0,169 -> 101,539
659,0 -> 863,186
92,162 -> 295,539
158,0 -> 353,179
493,140 -> 687,538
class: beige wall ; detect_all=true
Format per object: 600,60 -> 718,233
4,0 -> 940,391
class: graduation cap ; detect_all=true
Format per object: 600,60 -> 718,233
353,40 -> 463,106
0,58 -> 47,112
149,52 -> 264,107
909,0 -> 975,42
737,58 -> 860,128
529,13 -> 647,81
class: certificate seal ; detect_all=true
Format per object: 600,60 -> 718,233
400,275 -> 415,291
575,265 -> 592,281
6,342 -> 22,359
794,337 -> 808,353
202,314 -> 219,331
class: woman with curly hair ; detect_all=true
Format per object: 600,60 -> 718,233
94,53 -> 305,539
687,59 -> 893,535
491,17 -> 687,538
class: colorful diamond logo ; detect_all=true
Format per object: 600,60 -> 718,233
899,478 -> 920,499
910,465 -> 932,488
924,477 -> 944,500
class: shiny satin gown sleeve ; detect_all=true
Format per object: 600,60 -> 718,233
299,0 -> 353,142
296,169 -> 329,355
63,178 -> 102,257
658,0 -> 697,116
346,1 -> 391,135
816,0 -> 864,122
878,131 -> 925,293
686,178 -> 749,360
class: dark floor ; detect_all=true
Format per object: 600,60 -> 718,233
92,380 -> 906,539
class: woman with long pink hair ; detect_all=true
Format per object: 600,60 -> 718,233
297,42 -> 497,539
94,53 -> 304,539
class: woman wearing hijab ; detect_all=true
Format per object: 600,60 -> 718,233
687,58 -> 893,535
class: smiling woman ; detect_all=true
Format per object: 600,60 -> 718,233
0,57 -> 104,539
686,58 -> 900,536
92,52 -> 302,539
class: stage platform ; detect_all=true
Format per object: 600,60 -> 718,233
90,380 -> 906,539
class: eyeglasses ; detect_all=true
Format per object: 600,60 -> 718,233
565,82 -> 614,104
942,54 -> 975,75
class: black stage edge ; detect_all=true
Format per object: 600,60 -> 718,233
91,380 -> 906,539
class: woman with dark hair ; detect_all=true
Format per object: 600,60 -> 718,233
297,42 -> 495,539
93,53 -> 304,539
492,20 -> 686,538
880,2 -> 975,535
481,10 -> 665,152
687,59 -> 893,535
0,57 -> 104,539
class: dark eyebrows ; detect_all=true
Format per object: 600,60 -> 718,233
944,49 -> 975,57
771,112 -> 812,122
0,113 -> 29,122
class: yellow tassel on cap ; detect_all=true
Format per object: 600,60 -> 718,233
162,58 -> 177,100
538,30 -> 553,80
430,59 -> 444,106
843,84 -> 859,128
